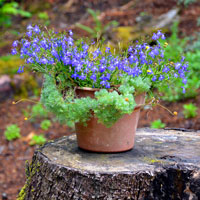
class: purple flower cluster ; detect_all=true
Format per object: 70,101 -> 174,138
11,26 -> 189,90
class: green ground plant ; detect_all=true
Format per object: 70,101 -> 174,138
37,11 -> 50,26
183,103 -> 198,118
4,124 -> 21,141
40,119 -> 51,130
177,0 -> 197,6
31,103 -> 48,119
29,134 -> 46,146
76,8 -> 118,38
0,0 -> 31,27
157,22 -> 200,101
150,119 -> 166,129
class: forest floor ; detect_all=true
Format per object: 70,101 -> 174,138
1,0 -> 200,199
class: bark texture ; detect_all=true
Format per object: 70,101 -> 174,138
19,128 -> 200,200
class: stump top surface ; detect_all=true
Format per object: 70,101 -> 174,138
41,128 -> 200,173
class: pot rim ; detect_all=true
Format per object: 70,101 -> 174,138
76,86 -> 101,91
75,86 -> 118,92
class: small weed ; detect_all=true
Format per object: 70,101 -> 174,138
29,134 -> 46,146
183,103 -> 198,118
37,11 -> 50,26
31,103 -> 48,119
4,124 -> 21,141
76,8 -> 118,38
40,120 -> 51,130
150,119 -> 166,129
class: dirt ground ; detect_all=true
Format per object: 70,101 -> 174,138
1,0 -> 200,199
1,91 -> 200,199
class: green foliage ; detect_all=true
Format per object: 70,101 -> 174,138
37,11 -> 50,26
150,119 -> 166,129
38,12 -> 48,20
94,89 -> 136,126
41,74 -> 147,127
159,22 -> 186,62
4,124 -> 21,141
157,22 -> 200,101
76,8 -> 118,38
31,103 -> 48,119
122,76 -> 151,94
177,0 -> 196,6
29,134 -> 46,146
40,119 -> 51,130
183,103 -> 198,118
0,0 -> 31,27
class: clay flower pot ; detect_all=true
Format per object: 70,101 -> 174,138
75,87 -> 145,153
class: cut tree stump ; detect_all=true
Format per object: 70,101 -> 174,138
19,128 -> 200,200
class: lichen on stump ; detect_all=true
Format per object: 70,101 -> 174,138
19,128 -> 200,200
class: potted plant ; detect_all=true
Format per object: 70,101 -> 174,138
12,26 -> 188,152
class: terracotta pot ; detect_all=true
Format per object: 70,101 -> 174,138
75,87 -> 145,153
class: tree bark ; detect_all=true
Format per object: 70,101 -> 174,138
18,128 -> 200,200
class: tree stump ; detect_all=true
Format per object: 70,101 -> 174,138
19,128 -> 200,200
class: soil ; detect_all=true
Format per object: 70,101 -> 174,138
1,0 -> 200,199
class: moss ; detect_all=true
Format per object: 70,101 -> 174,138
143,157 -> 162,164
17,160 -> 41,199
17,184 -> 27,200
0,55 -> 24,75
12,73 -> 41,99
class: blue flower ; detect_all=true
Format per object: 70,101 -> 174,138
182,78 -> 187,84
152,76 -> 157,81
174,73 -> 178,78
105,82 -> 110,88
62,56 -> 71,65
75,63 -> 82,72
159,75 -> 165,81
100,80 -> 106,86
71,73 -> 79,79
69,30 -> 73,36
175,62 -> 181,70
26,31 -> 32,37
67,37 -> 73,46
128,46 -> 133,52
90,74 -> 97,82
82,44 -> 89,51
11,49 -> 17,55
181,56 -> 185,62
162,66 -> 170,73
26,57 -> 34,64
12,41 -> 18,47
23,41 -> 30,48
17,66 -> 24,73
99,65 -> 106,73
27,24 -> 33,30
91,66 -> 98,72
181,86 -> 186,94
79,74 -> 86,80
40,58 -> 48,65
107,65 -> 115,71
34,25 -> 41,34
152,33 -> 159,40
161,34 -> 166,40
